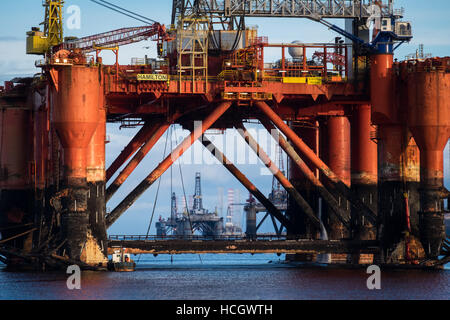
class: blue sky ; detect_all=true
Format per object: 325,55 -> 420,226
0,0 -> 449,234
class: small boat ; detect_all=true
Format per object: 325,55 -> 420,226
108,249 -> 136,272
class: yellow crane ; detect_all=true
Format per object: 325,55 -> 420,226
26,0 -> 64,55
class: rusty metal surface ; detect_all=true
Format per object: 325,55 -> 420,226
107,239 -> 380,255
105,102 -> 233,228
201,135 -> 294,232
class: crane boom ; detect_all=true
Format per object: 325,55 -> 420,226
63,24 -> 166,53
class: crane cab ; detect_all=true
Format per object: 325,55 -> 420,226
26,28 -> 49,55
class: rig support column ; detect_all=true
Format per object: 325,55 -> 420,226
288,121 -> 319,239
324,115 -> 351,263
406,61 -> 450,258
350,104 -> 378,263
325,116 -> 351,239
0,106 -> 34,259
85,101 -> 108,264
371,53 -> 424,262
52,65 -> 106,264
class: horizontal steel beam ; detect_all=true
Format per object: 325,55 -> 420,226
108,239 -> 380,255
177,0 -> 393,19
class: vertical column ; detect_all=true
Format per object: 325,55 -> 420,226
370,53 -> 414,261
404,137 -> 421,238
350,104 -> 378,264
245,204 -> 257,240
377,124 -> 408,252
324,115 -> 351,263
351,105 -> 378,239
85,100 -> 108,265
407,66 -> 449,258
32,89 -> 52,249
325,115 -> 351,235
0,107 -> 34,255
288,120 -> 319,239
287,120 -> 318,263
53,66 -> 102,262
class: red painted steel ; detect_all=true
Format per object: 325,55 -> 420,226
33,97 -> 49,191
351,104 -> 377,186
370,54 -> 395,125
106,121 -> 170,202
106,123 -> 159,182
105,102 -> 233,227
327,116 -> 351,187
377,124 -> 404,182
260,118 -> 350,228
201,135 -> 294,231
255,101 -> 348,187
53,66 -> 102,185
406,64 -> 450,191
0,108 -> 33,189
87,99 -> 106,184
235,122 -> 321,229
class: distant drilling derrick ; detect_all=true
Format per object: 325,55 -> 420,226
156,172 -> 224,237
193,172 -> 203,213
0,0 -> 449,270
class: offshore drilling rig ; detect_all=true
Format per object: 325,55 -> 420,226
0,0 -> 449,270
155,172 -> 225,238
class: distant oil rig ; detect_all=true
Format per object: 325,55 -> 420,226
156,172 -> 233,237
156,148 -> 289,239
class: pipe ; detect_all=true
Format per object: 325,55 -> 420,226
259,117 -> 350,229
235,122 -> 321,230
106,121 -> 170,202
254,101 -> 377,224
201,135 -> 294,232
106,122 -> 159,182
105,102 -> 233,228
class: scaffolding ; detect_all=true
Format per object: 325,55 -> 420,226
177,15 -> 209,93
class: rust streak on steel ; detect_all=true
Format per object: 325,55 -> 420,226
106,121 -> 171,202
259,117 -> 350,229
105,102 -> 233,228
254,101 -> 377,224
234,122 -> 321,230
107,239 -> 380,255
106,121 -> 159,182
201,135 -> 294,232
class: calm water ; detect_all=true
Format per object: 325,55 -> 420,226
0,254 -> 449,300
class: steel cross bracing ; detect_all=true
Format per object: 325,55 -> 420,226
173,0 -> 394,20
63,24 -> 164,53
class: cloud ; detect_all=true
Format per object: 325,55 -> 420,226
0,36 -> 22,42
0,41 -> 39,76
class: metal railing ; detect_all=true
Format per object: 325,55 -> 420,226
108,234 -> 287,241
